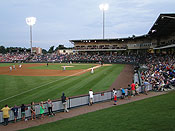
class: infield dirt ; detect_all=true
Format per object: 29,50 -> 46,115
0,63 -> 106,76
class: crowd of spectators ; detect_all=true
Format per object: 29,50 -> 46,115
28,53 -> 139,63
140,54 -> 175,92
0,53 -> 30,62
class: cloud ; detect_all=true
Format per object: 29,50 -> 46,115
0,0 -> 175,49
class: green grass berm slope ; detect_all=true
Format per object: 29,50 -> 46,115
24,91 -> 175,131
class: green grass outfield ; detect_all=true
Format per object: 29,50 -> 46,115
0,63 -> 124,107
23,91 -> 175,131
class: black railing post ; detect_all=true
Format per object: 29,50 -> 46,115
69,98 -> 71,109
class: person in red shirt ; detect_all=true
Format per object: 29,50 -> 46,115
131,82 -> 136,96
114,94 -> 117,105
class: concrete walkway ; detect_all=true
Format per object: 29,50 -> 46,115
0,91 -> 167,131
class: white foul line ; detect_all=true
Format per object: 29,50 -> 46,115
0,65 -> 101,103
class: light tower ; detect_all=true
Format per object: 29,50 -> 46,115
26,17 -> 36,54
99,3 -> 109,39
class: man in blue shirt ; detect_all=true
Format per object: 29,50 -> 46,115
121,88 -> 125,99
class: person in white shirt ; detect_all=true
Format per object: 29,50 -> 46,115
91,67 -> 94,74
89,89 -> 93,106
112,88 -> 117,97
19,64 -> 22,68
9,66 -> 12,71
13,65 -> 16,69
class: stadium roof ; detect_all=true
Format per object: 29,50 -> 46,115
148,13 -> 175,38
70,13 -> 175,43
69,35 -> 148,43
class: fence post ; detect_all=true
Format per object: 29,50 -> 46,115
69,98 -> 71,109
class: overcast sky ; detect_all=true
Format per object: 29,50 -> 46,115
0,0 -> 175,50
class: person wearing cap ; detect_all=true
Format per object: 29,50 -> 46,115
61,93 -> 69,112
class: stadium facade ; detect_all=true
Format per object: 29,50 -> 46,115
70,13 -> 175,55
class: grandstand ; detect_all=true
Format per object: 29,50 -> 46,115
70,13 -> 175,55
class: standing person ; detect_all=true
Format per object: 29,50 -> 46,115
11,105 -> 18,123
112,88 -> 117,97
135,82 -> 139,95
1,105 -> 11,126
121,88 -> 125,99
47,99 -> 55,116
19,64 -> 22,68
61,93 -> 69,112
131,82 -> 136,96
30,102 -> 36,120
9,66 -> 12,71
89,89 -> 94,106
127,84 -> 131,99
91,67 -> 94,74
13,65 -> 16,69
63,66 -> 66,71
21,104 -> 27,121
46,62 -> 48,67
114,94 -> 117,105
141,82 -> 145,93
40,101 -> 45,119
144,80 -> 149,95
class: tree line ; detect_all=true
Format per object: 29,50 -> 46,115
0,45 -> 72,54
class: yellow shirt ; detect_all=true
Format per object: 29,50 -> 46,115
1,107 -> 11,118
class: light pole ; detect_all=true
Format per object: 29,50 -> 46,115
26,17 -> 36,54
99,3 -> 109,39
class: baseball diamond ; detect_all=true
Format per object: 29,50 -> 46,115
0,2 -> 175,130
0,63 -> 127,108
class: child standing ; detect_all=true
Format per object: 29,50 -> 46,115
40,101 -> 45,119
114,94 -> 117,105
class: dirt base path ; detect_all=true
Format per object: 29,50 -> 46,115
0,64 -> 103,76
0,91 -> 167,131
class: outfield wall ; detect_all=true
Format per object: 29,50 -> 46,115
0,77 -> 153,124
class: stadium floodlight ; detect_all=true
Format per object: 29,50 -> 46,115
99,3 -> 109,39
26,17 -> 36,54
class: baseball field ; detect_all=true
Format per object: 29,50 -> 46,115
0,63 -> 125,107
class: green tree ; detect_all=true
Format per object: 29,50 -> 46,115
48,46 -> 54,53
42,49 -> 47,54
0,46 -> 6,54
